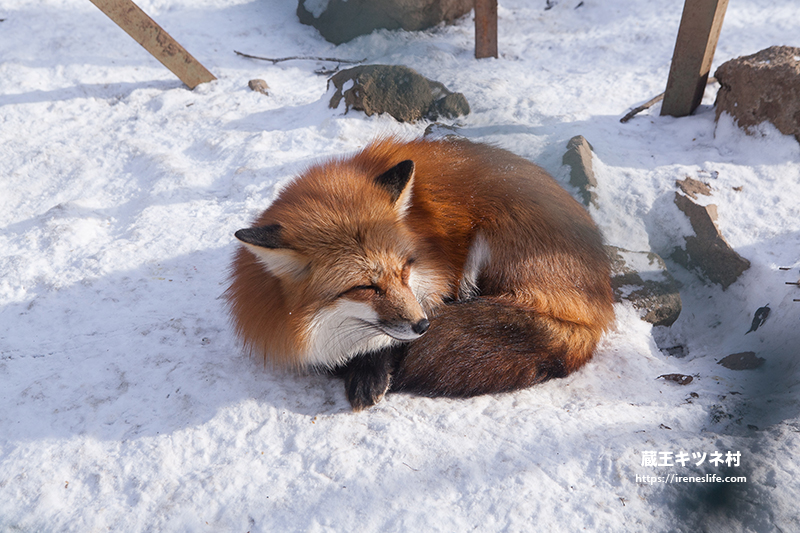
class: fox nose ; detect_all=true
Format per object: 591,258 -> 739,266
412,318 -> 430,335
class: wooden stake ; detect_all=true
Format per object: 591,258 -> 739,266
475,0 -> 498,59
88,0 -> 216,89
661,0 -> 728,117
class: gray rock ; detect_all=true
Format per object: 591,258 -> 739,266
431,92 -> 471,120
718,351 -> 765,370
714,46 -> 800,142
297,0 -> 473,45
671,193 -> 750,289
607,246 -> 682,327
562,135 -> 597,206
328,65 -> 470,123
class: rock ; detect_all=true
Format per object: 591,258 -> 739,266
328,65 -> 470,123
657,374 -> 693,385
422,122 -> 459,138
562,135 -> 597,206
607,246 -> 682,327
431,92 -> 470,120
671,193 -> 750,289
248,79 -> 269,95
714,46 -> 800,142
662,345 -> 687,358
297,0 -> 473,45
676,176 -> 712,200
718,351 -> 765,370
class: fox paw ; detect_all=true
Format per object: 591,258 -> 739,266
340,348 -> 401,411
336,346 -> 405,411
344,369 -> 391,411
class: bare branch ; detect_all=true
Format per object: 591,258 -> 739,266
621,77 -> 717,123
234,50 -> 365,64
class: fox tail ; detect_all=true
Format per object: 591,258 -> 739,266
390,298 -> 605,397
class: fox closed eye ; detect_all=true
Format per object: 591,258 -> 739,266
342,285 -> 383,299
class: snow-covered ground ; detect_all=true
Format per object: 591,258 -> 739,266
1,0 -> 799,530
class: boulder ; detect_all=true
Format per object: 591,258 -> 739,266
328,65 -> 469,123
714,46 -> 800,142
297,0 -> 473,44
607,246 -> 682,327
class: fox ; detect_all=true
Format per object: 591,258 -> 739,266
227,136 -> 615,410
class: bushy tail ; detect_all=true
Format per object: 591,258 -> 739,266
391,298 -> 605,397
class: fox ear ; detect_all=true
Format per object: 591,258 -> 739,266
375,160 -> 415,214
235,224 -> 285,249
235,224 -> 309,280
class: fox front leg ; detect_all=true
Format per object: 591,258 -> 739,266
339,345 -> 405,411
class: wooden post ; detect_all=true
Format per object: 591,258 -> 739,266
661,0 -> 728,117
88,0 -> 216,89
475,0 -> 498,59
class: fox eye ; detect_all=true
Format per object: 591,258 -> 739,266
343,284 -> 383,299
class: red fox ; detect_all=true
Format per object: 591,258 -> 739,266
227,137 -> 614,410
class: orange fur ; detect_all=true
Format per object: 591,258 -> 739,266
226,136 -> 615,405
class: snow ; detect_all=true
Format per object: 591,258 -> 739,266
302,0 -> 331,19
1,0 -> 799,531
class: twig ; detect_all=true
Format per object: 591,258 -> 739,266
620,77 -> 717,123
234,50 -> 365,64
619,93 -> 665,123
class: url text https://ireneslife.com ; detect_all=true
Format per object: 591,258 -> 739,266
636,473 -> 747,485
636,450 -> 747,484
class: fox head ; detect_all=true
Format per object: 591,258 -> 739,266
234,159 -> 430,368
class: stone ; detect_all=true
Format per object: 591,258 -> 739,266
671,193 -> 750,289
562,135 -> 597,206
328,65 -> 470,123
714,46 -> 800,142
676,176 -> 711,200
431,92 -> 471,120
248,79 -> 269,95
662,345 -> 687,358
297,0 -> 473,45
657,374 -> 693,385
607,246 -> 682,327
718,351 -> 765,370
